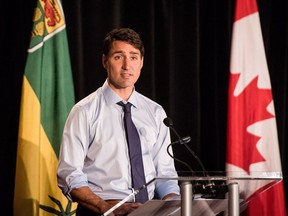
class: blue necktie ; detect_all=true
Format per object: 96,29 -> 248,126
118,102 -> 149,203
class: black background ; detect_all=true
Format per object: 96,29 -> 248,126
1,0 -> 288,214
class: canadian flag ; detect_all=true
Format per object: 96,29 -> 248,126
226,0 -> 287,215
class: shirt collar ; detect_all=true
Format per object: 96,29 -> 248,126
102,79 -> 139,108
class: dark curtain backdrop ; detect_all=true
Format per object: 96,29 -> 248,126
1,0 -> 288,213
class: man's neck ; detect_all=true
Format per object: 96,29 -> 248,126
108,82 -> 134,101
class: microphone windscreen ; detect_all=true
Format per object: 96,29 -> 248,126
163,117 -> 173,127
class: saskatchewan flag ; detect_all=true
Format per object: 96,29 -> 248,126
14,0 -> 76,215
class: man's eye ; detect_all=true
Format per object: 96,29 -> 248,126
114,55 -> 121,60
131,56 -> 138,60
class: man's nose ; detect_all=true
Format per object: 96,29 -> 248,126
122,57 -> 131,70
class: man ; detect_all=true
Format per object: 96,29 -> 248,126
57,28 -> 180,216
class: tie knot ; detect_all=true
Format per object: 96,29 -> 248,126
117,101 -> 132,113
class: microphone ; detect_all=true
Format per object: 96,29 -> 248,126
163,117 -> 182,139
163,117 -> 207,175
102,178 -> 156,216
163,117 -> 228,198
164,117 -> 194,174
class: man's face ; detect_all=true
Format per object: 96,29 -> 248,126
102,40 -> 143,91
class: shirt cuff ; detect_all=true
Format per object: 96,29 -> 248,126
156,179 -> 180,199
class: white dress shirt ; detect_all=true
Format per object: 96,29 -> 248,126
57,79 -> 180,202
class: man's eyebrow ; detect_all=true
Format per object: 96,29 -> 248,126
129,51 -> 140,55
110,50 -> 124,55
110,50 -> 140,55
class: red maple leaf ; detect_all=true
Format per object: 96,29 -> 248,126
227,73 -> 274,173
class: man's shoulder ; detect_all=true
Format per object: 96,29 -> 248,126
74,87 -> 103,110
135,92 -> 166,116
136,92 -> 161,107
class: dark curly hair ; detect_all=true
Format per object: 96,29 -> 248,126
102,28 -> 145,57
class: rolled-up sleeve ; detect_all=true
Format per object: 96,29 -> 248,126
57,105 -> 90,201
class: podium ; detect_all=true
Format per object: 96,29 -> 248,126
128,171 -> 283,216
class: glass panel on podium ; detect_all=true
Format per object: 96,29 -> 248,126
128,171 -> 283,216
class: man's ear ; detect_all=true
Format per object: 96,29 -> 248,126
140,57 -> 144,69
102,54 -> 107,69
